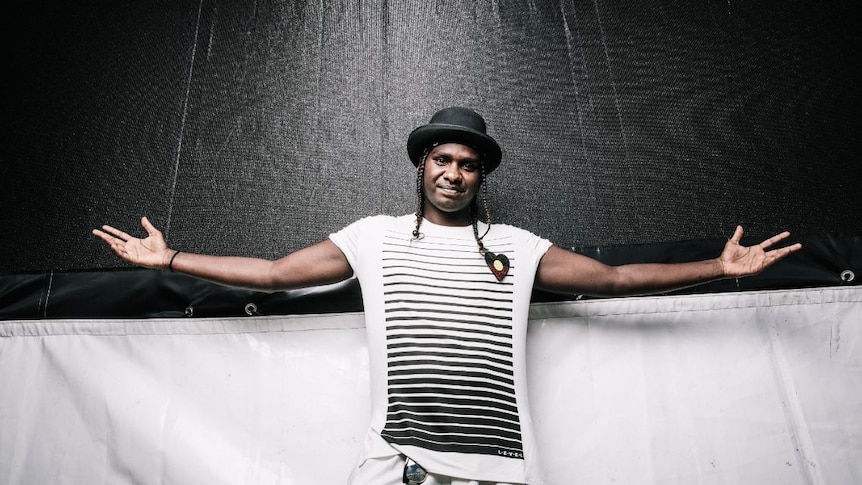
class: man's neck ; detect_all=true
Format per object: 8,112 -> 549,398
422,208 -> 472,227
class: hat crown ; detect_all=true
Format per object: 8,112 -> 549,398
428,107 -> 487,134
407,106 -> 502,173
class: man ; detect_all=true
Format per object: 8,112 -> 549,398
93,107 -> 801,484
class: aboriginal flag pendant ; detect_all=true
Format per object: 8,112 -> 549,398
484,251 -> 510,282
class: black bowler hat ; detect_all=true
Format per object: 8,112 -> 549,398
407,107 -> 503,173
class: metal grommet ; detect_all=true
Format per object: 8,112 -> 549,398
245,303 -> 260,316
840,270 -> 855,283
184,305 -> 194,317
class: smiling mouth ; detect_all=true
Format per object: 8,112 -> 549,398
438,185 -> 464,194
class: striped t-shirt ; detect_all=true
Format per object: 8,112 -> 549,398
330,214 -> 552,483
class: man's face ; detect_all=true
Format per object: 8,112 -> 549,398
422,142 -> 482,225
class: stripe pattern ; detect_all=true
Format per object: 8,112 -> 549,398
379,229 -> 523,460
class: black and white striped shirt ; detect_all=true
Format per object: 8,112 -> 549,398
330,215 -> 552,482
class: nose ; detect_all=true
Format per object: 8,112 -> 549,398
443,163 -> 462,183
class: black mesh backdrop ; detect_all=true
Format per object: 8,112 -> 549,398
1,0 -> 859,272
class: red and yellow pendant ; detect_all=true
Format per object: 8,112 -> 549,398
484,251 -> 510,282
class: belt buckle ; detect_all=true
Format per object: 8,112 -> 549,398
403,457 -> 427,484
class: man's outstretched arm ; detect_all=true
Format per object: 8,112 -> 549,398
93,216 -> 353,293
535,226 -> 802,297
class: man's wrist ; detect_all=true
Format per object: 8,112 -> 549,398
167,250 -> 181,272
714,257 -> 728,279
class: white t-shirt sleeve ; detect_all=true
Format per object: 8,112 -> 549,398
328,215 -> 393,276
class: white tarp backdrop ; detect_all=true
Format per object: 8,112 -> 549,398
1,287 -> 860,484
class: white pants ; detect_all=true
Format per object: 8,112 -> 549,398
347,453 -> 519,485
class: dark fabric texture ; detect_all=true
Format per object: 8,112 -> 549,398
0,1 -> 859,272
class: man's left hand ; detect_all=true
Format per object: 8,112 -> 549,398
719,226 -> 802,278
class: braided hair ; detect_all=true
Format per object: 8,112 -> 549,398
412,148 -> 429,240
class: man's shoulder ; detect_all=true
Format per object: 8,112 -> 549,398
352,214 -> 410,225
487,221 -> 540,238
485,222 -> 555,252
339,214 -> 411,232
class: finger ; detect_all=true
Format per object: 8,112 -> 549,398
141,216 -> 155,233
100,224 -> 134,242
759,231 -> 791,249
769,242 -> 802,257
729,225 -> 744,244
96,232 -> 128,256
111,240 -> 128,255
764,243 -> 802,264
140,216 -> 166,240
92,228 -> 113,243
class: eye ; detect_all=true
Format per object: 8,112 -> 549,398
462,161 -> 478,172
434,156 -> 448,165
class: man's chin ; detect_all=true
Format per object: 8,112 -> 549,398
430,198 -> 469,211
425,201 -> 473,220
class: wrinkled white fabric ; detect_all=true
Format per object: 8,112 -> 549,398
1,287 -> 860,484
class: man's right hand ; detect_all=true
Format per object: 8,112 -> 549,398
93,216 -> 352,291
92,216 -> 174,270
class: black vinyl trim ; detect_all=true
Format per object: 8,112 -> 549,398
1,233 -> 858,320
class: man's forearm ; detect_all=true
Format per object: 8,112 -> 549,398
611,258 -> 726,296
164,239 -> 353,293
167,251 -> 281,292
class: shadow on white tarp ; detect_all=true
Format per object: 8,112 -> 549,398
1,287 -> 860,484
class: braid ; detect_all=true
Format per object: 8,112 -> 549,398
472,203 -> 486,255
472,161 -> 492,254
412,149 -> 429,240
480,162 -> 493,228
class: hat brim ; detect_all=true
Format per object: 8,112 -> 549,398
407,124 -> 502,173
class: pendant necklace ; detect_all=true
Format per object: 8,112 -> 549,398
473,220 -> 509,282
482,248 -> 510,282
